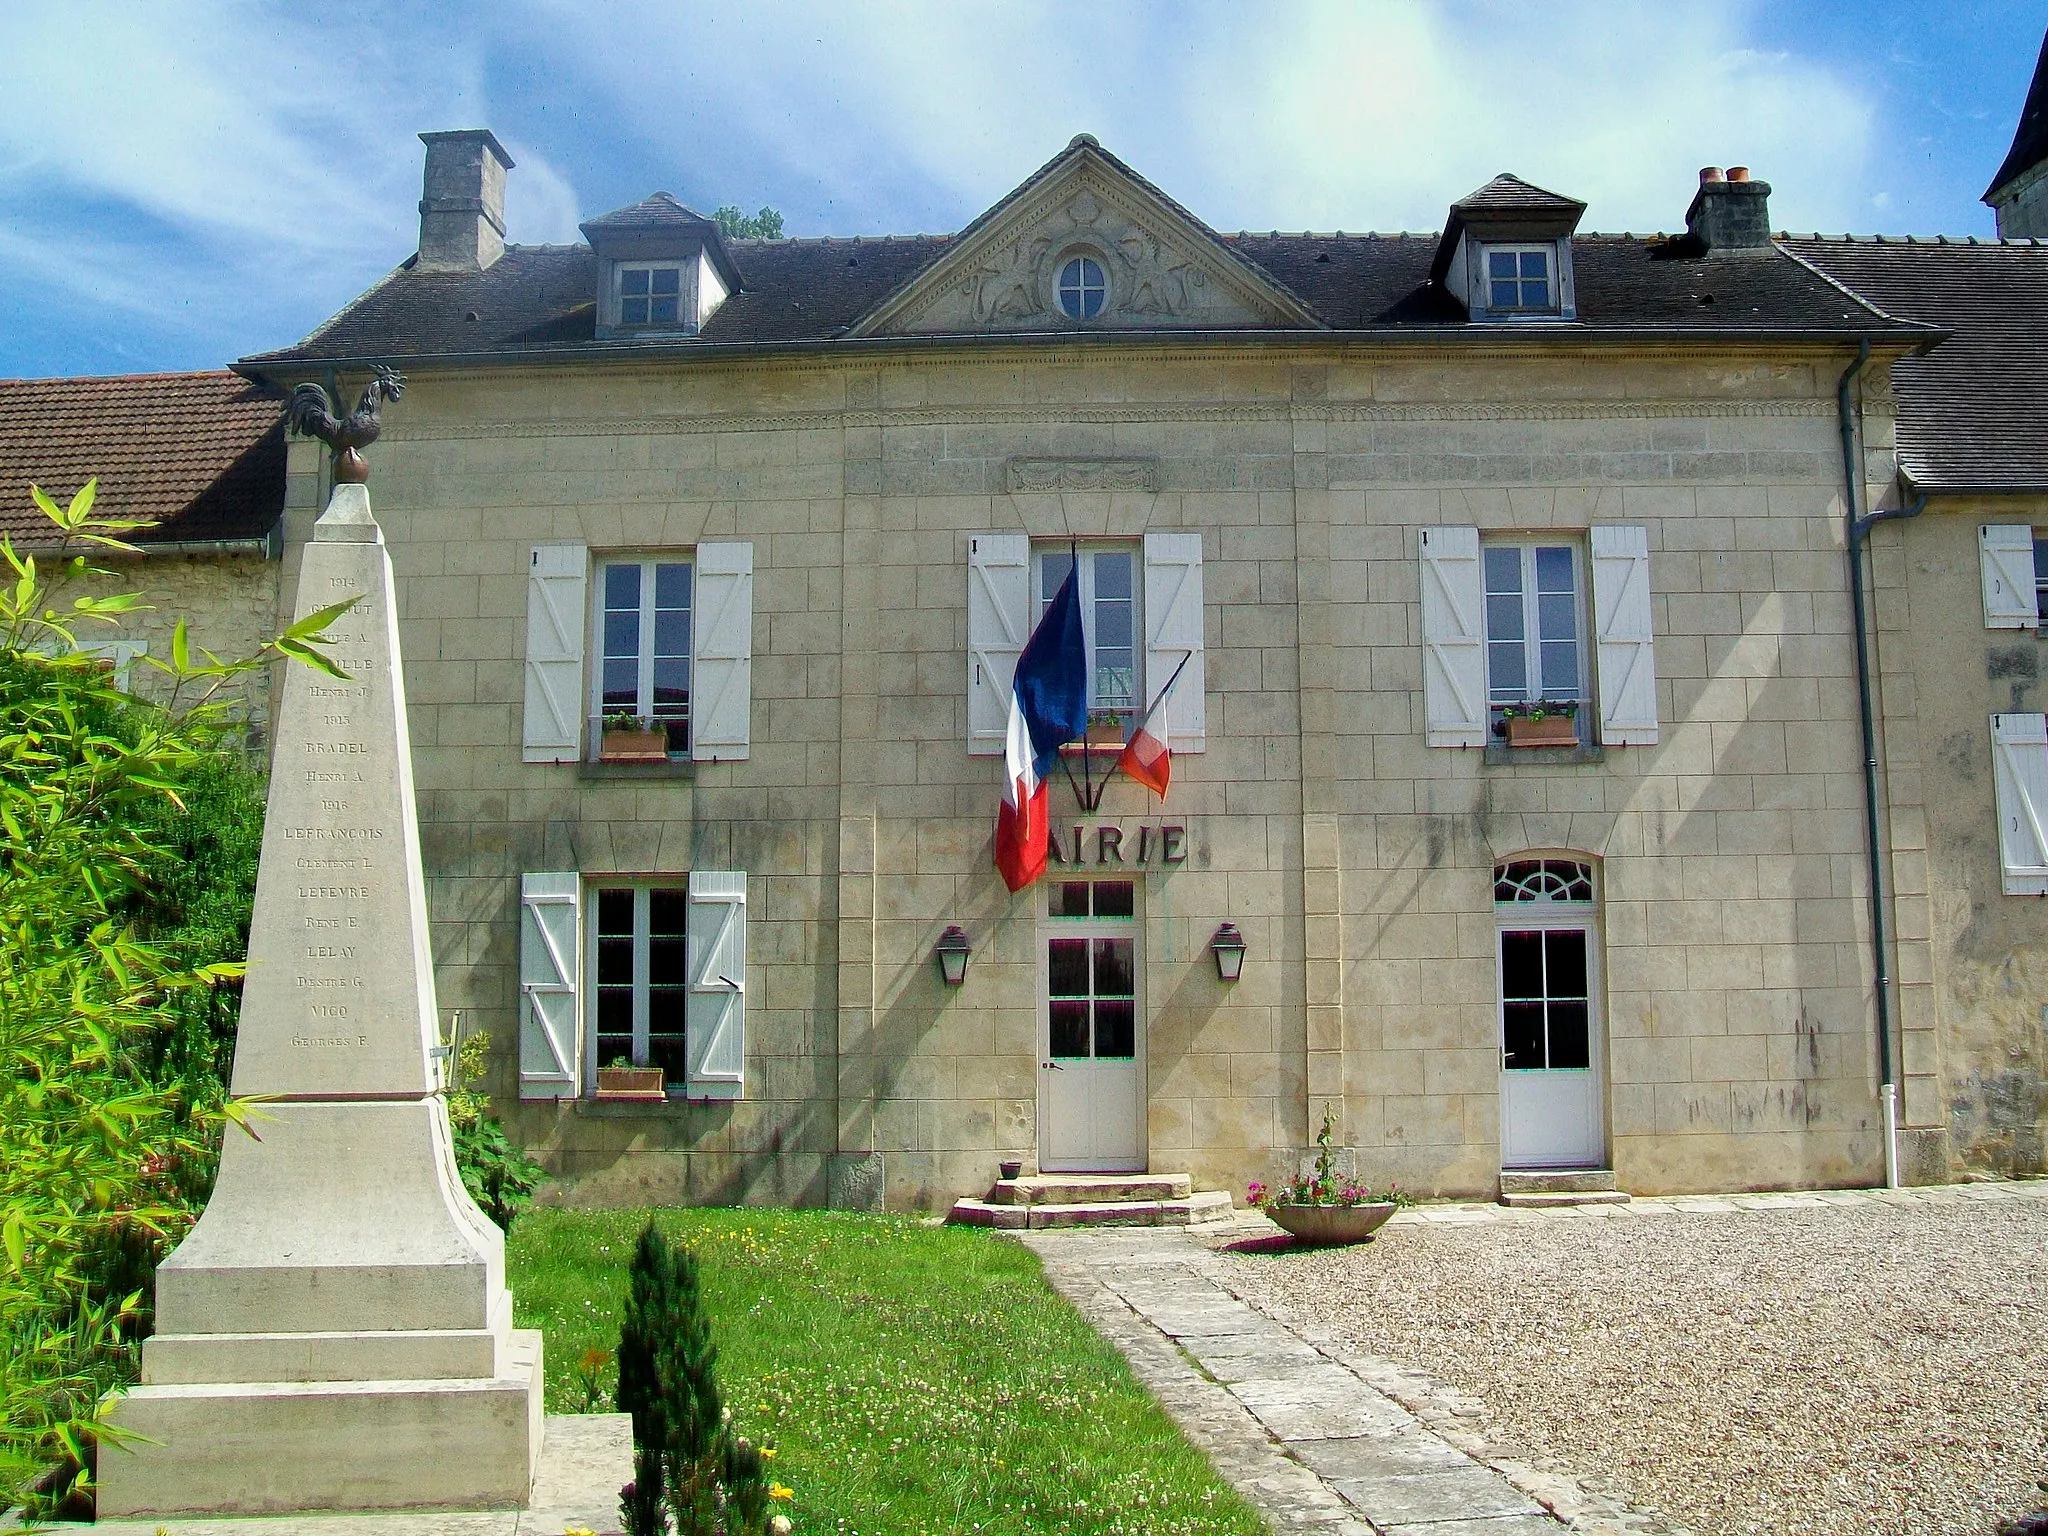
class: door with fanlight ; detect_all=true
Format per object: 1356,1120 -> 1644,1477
1495,858 -> 1606,1169
1038,877 -> 1145,1172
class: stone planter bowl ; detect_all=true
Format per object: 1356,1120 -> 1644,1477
1264,1201 -> 1398,1246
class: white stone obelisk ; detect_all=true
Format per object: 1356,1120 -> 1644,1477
98,484 -> 544,1517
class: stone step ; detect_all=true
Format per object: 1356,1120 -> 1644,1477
1499,1189 -> 1632,1208
950,1189 -> 1233,1231
1498,1168 -> 1630,1208
992,1172 -> 1193,1206
1499,1168 -> 1621,1194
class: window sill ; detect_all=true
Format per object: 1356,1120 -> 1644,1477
1482,742 -> 1607,766
578,759 -> 696,781
574,1092 -> 737,1117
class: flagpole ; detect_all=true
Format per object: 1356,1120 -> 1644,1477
1151,651 -> 1192,716
1128,650 -> 1191,802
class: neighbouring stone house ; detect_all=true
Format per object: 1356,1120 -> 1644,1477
229,99 -> 2048,1210
0,370 -> 297,736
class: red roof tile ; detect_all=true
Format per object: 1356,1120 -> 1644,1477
0,371 -> 284,549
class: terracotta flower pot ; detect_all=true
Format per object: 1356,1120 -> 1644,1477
1264,1202 -> 1398,1246
595,1066 -> 667,1101
1505,714 -> 1578,748
600,727 -> 670,764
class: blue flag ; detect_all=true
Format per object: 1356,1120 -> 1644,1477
1014,563 -> 1089,777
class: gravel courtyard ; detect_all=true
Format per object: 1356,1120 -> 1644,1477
1219,1188 -> 2048,1536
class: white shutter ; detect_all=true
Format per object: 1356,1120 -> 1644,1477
685,871 -> 746,1099
1419,526 -> 1486,747
523,544 -> 587,763
1143,530 -> 1206,752
1992,714 -> 2048,895
1980,525 -> 2039,629
692,541 -> 752,762
518,872 -> 581,1099
1590,524 -> 1659,746
967,533 -> 1030,755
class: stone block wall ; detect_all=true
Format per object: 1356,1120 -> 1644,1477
89,553 -> 281,739
1878,500 -> 2048,1178
344,341 -> 1912,1208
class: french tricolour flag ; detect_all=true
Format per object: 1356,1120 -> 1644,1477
1116,652 -> 1189,799
995,564 -> 1089,893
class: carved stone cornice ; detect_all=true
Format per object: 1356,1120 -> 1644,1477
378,395 -> 1846,444
1005,457 -> 1159,492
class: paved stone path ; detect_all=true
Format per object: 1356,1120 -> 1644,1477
1027,1182 -> 2048,1534
1025,1223 -> 1574,1535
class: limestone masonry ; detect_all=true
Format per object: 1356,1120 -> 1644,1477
218,103 -> 2048,1211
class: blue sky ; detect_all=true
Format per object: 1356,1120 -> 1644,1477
1,1 -> 2042,379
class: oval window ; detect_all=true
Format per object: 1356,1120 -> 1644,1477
1057,255 -> 1107,320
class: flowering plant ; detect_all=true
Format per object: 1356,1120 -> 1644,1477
1247,1108 -> 1411,1210
1496,698 -> 1578,722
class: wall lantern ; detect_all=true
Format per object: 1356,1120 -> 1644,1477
1210,922 -> 1248,982
934,925 -> 973,987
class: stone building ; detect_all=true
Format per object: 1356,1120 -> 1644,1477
1790,233 -> 2048,1179
0,370 -> 293,734
236,118 -> 2048,1211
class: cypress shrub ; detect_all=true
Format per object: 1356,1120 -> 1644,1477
613,1222 -> 775,1536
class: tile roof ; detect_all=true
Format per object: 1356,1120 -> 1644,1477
1987,31 -> 2048,201
241,228 -> 1921,374
0,372 -> 284,549
1786,236 -> 2048,492
1452,174 -> 1587,219
580,191 -> 718,232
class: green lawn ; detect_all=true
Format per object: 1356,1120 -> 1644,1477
508,1208 -> 1264,1536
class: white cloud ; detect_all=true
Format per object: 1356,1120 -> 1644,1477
501,141 -> 585,246
529,0 -> 1876,236
0,0 -> 1938,373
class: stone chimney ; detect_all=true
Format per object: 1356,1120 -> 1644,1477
1685,165 -> 1773,251
417,130 -> 515,271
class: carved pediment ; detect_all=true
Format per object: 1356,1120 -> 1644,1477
849,139 -> 1320,338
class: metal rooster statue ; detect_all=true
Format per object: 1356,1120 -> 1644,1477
287,367 -> 406,483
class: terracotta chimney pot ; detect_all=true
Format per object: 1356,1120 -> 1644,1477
1727,166 -> 1751,183
1700,166 -> 1725,185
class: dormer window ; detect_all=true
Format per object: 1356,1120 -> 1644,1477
1056,255 -> 1108,320
1486,247 -> 1554,311
1430,174 -> 1586,325
581,193 -> 744,341
620,265 -> 683,327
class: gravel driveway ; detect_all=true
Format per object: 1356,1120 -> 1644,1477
1219,1190 -> 2048,1536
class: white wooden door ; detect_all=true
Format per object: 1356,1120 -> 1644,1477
1497,912 -> 1605,1169
1038,877 -> 1145,1172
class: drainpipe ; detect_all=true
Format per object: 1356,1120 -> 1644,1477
1837,339 -> 1926,1190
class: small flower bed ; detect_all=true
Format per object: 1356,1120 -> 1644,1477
1247,1109 -> 1412,1210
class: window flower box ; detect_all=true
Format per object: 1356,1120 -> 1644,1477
1506,714 -> 1579,747
599,715 -> 670,764
595,1065 -> 666,1102
1499,700 -> 1580,748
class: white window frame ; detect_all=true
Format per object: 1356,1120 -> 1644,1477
585,880 -> 690,1095
1482,244 -> 1558,313
2036,531 -> 2048,630
590,555 -> 692,760
1032,542 -> 1144,728
1483,538 -> 1588,739
1055,253 -> 1109,320
617,262 -> 685,328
